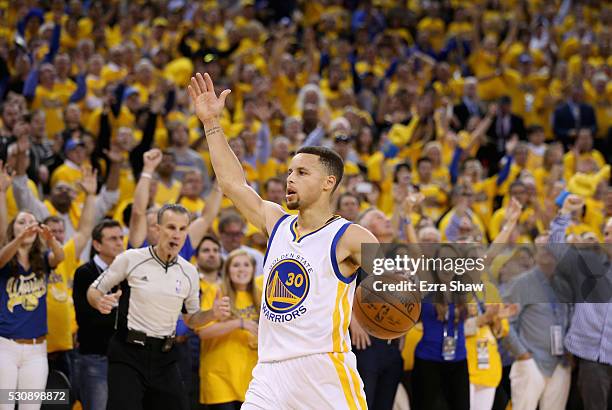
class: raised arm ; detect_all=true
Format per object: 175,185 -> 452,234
129,149 -> 162,248
39,224 -> 64,268
0,161 -> 12,245
0,225 -> 40,268
11,137 -> 50,221
188,73 -> 285,234
73,167 -> 98,256
188,182 -> 222,246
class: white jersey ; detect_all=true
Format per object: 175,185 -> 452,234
258,214 -> 357,362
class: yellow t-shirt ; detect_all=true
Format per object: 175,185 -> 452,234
199,286 -> 258,404
465,282 -> 509,387
117,166 -> 136,208
180,197 -> 205,215
488,207 -> 535,241
31,81 -> 76,138
563,151 -> 606,183
46,239 -> 79,353
155,180 -> 182,205
6,179 -> 39,221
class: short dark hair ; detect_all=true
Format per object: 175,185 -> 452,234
92,219 -> 122,244
295,146 -> 344,191
264,177 -> 284,193
218,212 -> 245,233
417,157 -> 432,167
43,216 -> 64,226
157,204 -> 190,224
336,192 -> 360,210
197,234 -> 221,253
393,161 -> 412,183
526,125 -> 544,135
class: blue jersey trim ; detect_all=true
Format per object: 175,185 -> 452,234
262,214 -> 290,267
330,222 -> 357,284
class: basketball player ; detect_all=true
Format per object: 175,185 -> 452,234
188,73 -> 378,409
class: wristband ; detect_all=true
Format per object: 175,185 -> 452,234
140,172 -> 153,179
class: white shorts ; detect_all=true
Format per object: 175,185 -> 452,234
242,352 -> 367,410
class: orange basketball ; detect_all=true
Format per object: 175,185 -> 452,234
352,274 -> 421,339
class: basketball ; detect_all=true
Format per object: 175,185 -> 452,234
352,274 -> 421,339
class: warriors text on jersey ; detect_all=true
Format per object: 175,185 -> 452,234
258,214 -> 357,363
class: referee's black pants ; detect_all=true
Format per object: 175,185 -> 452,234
106,333 -> 188,410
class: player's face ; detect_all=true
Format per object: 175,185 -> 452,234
156,211 -> 190,260
286,154 -> 334,210
228,254 -> 254,289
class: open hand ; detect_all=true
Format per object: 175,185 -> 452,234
77,166 -> 98,195
188,73 -> 231,123
0,160 -> 14,192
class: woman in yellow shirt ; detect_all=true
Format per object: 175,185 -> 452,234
198,249 -> 260,409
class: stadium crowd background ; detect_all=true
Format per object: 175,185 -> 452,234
0,0 -> 610,409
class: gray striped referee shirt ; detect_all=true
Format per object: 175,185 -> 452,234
91,247 -> 200,338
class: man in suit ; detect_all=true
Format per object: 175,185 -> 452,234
553,84 -> 597,150
484,95 -> 525,174
453,77 -> 483,130
73,219 -> 125,410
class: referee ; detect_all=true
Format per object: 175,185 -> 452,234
87,204 -> 231,410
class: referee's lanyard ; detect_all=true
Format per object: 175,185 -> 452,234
535,269 -> 565,356
442,305 -> 458,361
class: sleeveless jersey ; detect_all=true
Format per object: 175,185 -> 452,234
258,214 -> 357,362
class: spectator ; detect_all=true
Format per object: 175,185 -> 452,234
197,249 -> 260,409
0,212 -> 64,408
502,235 -> 572,410
553,84 -> 597,149
73,219 -> 125,410
218,212 -> 264,277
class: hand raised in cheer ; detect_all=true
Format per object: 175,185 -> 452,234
561,194 -> 584,214
188,73 -> 232,123
143,148 -> 163,172
0,160 -> 14,193
77,166 -> 98,196
212,289 -> 231,321
505,197 -> 522,224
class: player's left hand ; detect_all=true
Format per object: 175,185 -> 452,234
213,289 -> 231,321
188,73 -> 231,123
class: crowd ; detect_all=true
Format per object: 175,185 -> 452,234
0,0 -> 610,409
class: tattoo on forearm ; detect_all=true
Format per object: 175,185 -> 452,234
205,126 -> 223,136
